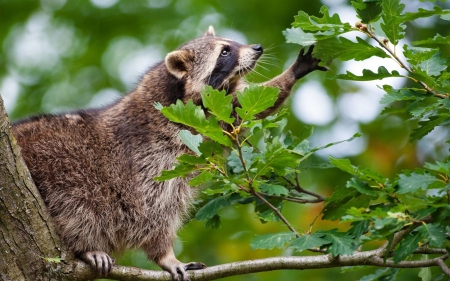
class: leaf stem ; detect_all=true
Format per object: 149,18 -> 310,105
233,133 -> 253,191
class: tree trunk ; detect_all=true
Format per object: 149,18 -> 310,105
0,96 -> 67,280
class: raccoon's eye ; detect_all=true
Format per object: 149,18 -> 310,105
220,49 -> 230,57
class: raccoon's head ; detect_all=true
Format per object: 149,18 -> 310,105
165,26 -> 263,104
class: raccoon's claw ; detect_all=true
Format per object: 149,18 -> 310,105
184,261 -> 207,271
293,44 -> 328,79
80,251 -> 115,276
161,260 -> 206,281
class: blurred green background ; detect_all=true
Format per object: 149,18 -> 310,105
1,0 -> 450,280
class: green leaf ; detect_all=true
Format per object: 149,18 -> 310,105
158,100 -> 232,146
178,154 -> 207,165
257,138 -> 300,176
158,99 -> 206,126
403,6 -> 450,23
179,130 -> 202,156
236,86 -> 280,120
413,34 -> 450,46
227,146 -> 256,173
378,269 -> 400,281
418,264 -> 432,281
293,6 -> 350,31
154,162 -> 196,181
346,178 -> 379,197
335,66 -> 403,81
201,86 -> 235,124
293,140 -> 311,155
352,0 -> 382,23
410,115 -> 450,142
255,198 -> 283,223
321,230 -> 356,256
314,36 -> 389,62
419,223 -> 446,247
403,45 -> 438,65
289,233 -> 330,252
291,5 -> 353,39
379,86 -> 423,104
324,194 -> 374,221
358,268 -> 390,281
323,183 -> 375,221
381,0 -> 406,45
259,183 -> 289,197
250,232 -> 296,250
359,168 -> 387,185
196,193 -> 243,221
393,232 -> 422,263
205,214 -> 221,229
188,171 -> 214,186
397,172 -> 437,194
348,220 -> 370,237
418,52 -> 447,76
329,156 -> 357,175
283,28 -> 316,46
424,160 -> 450,174
313,133 -> 362,153
297,125 -> 314,143
198,140 -> 223,157
371,217 -> 406,238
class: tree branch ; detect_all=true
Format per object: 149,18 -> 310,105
73,249 -> 449,281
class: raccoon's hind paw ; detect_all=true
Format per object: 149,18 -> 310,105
80,251 -> 115,276
160,259 -> 206,281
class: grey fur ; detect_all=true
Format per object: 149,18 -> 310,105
12,27 -> 325,281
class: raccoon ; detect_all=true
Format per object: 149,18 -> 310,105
12,26 -> 326,281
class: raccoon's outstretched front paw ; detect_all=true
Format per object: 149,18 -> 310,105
292,44 -> 328,79
160,259 -> 206,281
79,251 -> 115,276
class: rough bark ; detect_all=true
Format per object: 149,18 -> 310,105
0,96 -> 68,281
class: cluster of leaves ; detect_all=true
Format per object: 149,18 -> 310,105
284,0 -> 450,141
281,0 -> 450,280
156,1 -> 450,280
155,86 -> 353,229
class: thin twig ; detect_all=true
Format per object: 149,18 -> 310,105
377,222 -> 424,257
252,191 -> 299,237
412,247 -> 447,255
294,175 -> 326,201
437,259 -> 450,277
258,192 -> 324,204
365,28 -> 449,99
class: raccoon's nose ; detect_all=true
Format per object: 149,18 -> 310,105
252,44 -> 263,53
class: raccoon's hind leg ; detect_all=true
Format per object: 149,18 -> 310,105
79,251 -> 115,276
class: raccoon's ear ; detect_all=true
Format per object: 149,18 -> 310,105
165,50 -> 191,79
204,25 -> 215,37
